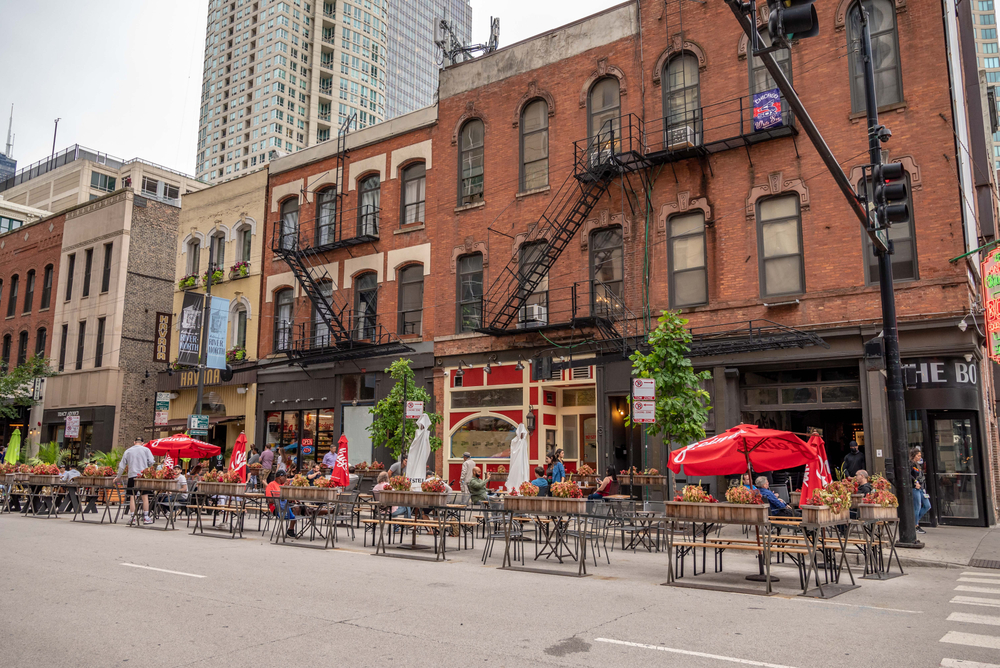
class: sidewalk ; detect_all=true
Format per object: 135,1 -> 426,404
897,523 -> 1000,569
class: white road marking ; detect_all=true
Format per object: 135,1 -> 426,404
959,578 -> 1000,585
940,631 -> 1000,650
941,659 -> 1000,668
594,638 -> 798,667
947,612 -> 1000,627
957,585 -> 1000,595
952,596 -> 1000,609
120,563 -> 206,578
789,597 -> 923,614
962,572 -> 1000,578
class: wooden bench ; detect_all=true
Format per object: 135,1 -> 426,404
672,539 -> 809,586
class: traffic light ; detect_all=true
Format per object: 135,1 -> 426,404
767,0 -> 819,44
873,162 -> 909,225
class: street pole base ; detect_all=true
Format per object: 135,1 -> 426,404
896,540 -> 924,549
746,574 -> 780,582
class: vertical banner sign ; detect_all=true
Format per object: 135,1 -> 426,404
405,401 -> 424,419
206,296 -> 231,370
154,392 -> 171,426
982,247 -> 1000,363
154,312 -> 172,362
632,378 -> 656,424
178,292 -> 204,366
65,415 -> 81,438
752,88 -> 783,131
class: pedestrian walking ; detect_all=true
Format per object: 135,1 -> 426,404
261,444 -> 275,482
460,452 -> 475,494
910,448 -> 931,533
116,437 -> 155,525
843,440 -> 865,477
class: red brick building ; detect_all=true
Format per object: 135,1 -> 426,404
259,0 -> 999,524
0,210 -> 65,445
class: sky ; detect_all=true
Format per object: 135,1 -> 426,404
0,0 -> 620,178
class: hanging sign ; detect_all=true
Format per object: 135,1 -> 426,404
632,378 -> 656,400
154,312 -> 172,362
188,414 -> 209,437
65,415 -> 81,438
633,400 -> 656,424
752,88 -> 783,131
178,292 -> 204,367
405,401 -> 423,419
982,247 -> 1000,363
206,296 -> 231,370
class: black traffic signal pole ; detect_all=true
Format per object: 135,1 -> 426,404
725,0 -> 920,546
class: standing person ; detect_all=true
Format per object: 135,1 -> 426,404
843,441 -> 865,477
322,446 -> 337,472
910,448 -> 931,534
460,452 -> 475,494
543,454 -> 554,482
247,446 -> 260,467
551,450 -> 566,484
260,444 -> 275,483
116,437 -> 155,525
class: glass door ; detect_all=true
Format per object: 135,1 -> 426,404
929,413 -> 983,525
581,414 -> 597,470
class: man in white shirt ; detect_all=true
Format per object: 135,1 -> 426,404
460,452 -> 475,494
116,437 -> 155,525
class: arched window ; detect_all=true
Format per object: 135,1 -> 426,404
401,163 -> 426,226
518,241 -> 548,327
232,304 -> 248,349
459,120 -> 484,205
186,239 -> 201,276
1,334 -> 10,370
358,175 -> 380,236
450,415 -> 517,459
35,327 -> 47,357
237,225 -> 253,262
664,55 -> 701,148
312,281 -> 333,348
354,272 -> 378,339
521,100 -> 549,191
16,331 -> 27,367
590,227 -> 623,314
749,33 -> 791,120
398,265 -> 423,335
23,269 -> 35,314
668,212 -> 708,307
316,187 -> 337,245
274,288 -> 294,351
756,195 -> 804,297
6,275 -> 18,318
848,0 -> 902,112
40,266 -> 53,310
589,77 -> 621,142
457,253 -> 483,333
279,198 -> 299,250
210,231 -> 226,271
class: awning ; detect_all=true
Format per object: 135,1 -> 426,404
145,415 -> 244,432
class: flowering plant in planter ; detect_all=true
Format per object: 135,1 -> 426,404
179,274 -> 198,289
154,467 -> 180,481
248,462 -> 263,472
674,484 -> 717,503
551,481 -> 583,499
31,464 -> 60,475
139,466 -> 157,479
497,465 -> 507,474
355,461 -> 369,471
17,464 -> 31,473
203,469 -> 239,483
230,261 -> 250,278
369,461 -> 384,470
314,477 -> 338,488
388,475 -> 411,491
577,464 -> 595,476
0,462 -> 15,475
421,477 -> 449,493
202,268 -> 224,284
871,473 -> 892,492
725,485 -> 764,505
82,464 -> 115,477
289,474 -> 311,487
643,468 -> 660,475
226,346 -> 247,363
839,477 -> 859,493
518,481 -> 540,497
807,480 -> 853,513
862,489 -> 899,507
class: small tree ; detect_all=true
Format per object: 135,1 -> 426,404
627,312 -> 711,446
367,358 -> 442,462
0,355 -> 54,420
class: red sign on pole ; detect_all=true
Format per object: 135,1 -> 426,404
982,248 -> 1000,363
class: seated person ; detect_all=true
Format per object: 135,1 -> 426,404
467,467 -> 490,504
530,466 -> 550,496
306,463 -> 324,485
741,473 -> 755,488
588,470 -> 619,500
855,470 -> 873,495
755,476 -> 798,517
347,465 -> 359,491
372,471 -> 410,518
265,470 -> 297,538
160,469 -> 189,512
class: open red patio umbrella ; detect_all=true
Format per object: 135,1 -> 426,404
146,434 -> 221,460
668,424 -> 820,477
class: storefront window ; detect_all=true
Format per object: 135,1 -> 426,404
266,412 -> 282,448
316,409 -> 336,461
451,416 -> 517,459
563,388 -> 596,407
562,415 -> 577,459
906,410 -> 925,448
342,373 -> 376,402
451,388 -> 523,409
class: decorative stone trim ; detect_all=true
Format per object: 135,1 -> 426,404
579,58 -> 627,108
848,155 -> 921,191
652,37 -> 708,85
451,237 -> 489,274
745,172 -> 810,217
737,8 -> 767,60
270,181 -> 302,213
657,192 -> 713,233
454,201 -> 486,213
513,228 -> 552,256
835,0 -> 906,31
580,209 -> 631,249
512,82 -> 557,127
452,102 -> 488,146
67,190 -> 130,220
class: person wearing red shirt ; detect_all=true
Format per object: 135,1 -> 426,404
266,470 -> 296,538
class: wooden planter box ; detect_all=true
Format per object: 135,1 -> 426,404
77,476 -> 115,487
27,475 -> 61,486
790,491 -> 801,507
280,486 -> 340,502
375,490 -> 448,508
134,478 -> 181,492
197,481 -> 245,496
858,504 -> 898,521
620,474 -> 668,486
573,474 -> 599,485
10,472 -> 30,482
851,493 -> 865,509
800,504 -> 851,525
503,496 -> 587,514
355,469 -> 384,478
665,501 -> 769,524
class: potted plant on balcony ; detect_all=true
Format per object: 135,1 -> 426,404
226,346 -> 247,363
179,274 -> 198,290
202,268 -> 224,285
229,260 -> 250,279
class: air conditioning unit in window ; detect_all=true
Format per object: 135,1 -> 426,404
516,303 -> 548,329
666,125 -> 697,151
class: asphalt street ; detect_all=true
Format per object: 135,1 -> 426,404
2,515 -> 999,668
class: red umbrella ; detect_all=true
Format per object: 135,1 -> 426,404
146,434 -> 221,460
668,424 -> 819,477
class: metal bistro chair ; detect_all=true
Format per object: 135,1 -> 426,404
581,501 -> 613,566
482,505 -> 523,565
332,491 -> 359,543
643,500 -> 667,551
